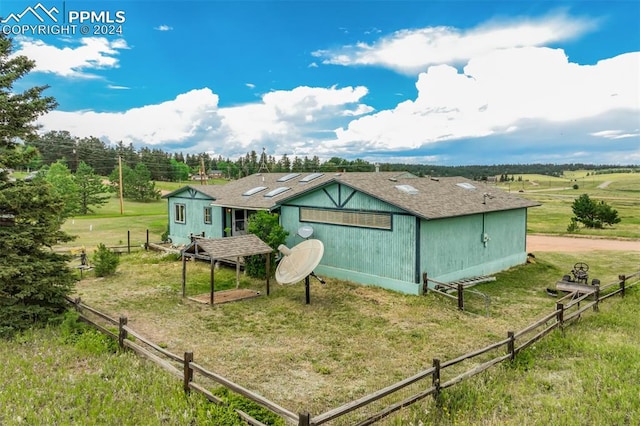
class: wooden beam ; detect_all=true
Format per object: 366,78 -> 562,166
556,281 -> 598,294
181,255 -> 186,297
266,252 -> 270,296
235,256 -> 240,289
214,257 -> 215,306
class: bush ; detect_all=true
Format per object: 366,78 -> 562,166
245,211 -> 288,279
93,243 -> 120,277
59,310 -> 118,354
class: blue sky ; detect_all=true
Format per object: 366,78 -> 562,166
2,0 -> 639,165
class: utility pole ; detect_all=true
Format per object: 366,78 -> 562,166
118,156 -> 124,215
200,156 -> 207,185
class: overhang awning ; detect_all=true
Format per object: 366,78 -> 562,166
182,234 -> 273,259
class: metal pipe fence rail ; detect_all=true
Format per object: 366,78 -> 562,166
65,270 -> 639,426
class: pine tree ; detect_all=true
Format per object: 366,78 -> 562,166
0,33 -> 74,337
75,161 -> 110,214
43,160 -> 80,218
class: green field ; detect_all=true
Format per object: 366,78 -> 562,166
497,172 -> 640,238
4,171 -> 639,424
3,250 -> 639,425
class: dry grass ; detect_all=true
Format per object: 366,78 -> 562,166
68,249 -> 640,420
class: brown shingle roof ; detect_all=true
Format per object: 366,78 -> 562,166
183,234 -> 273,259
332,175 -> 540,219
166,172 -> 539,219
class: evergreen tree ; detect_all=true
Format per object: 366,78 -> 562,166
571,194 -> 621,229
75,161 -> 110,214
110,163 -> 160,202
0,33 -> 75,337
43,161 -> 80,218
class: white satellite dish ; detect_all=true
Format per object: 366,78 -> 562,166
275,239 -> 325,304
297,225 -> 314,239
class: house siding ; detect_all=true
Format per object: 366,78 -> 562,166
280,183 -> 420,294
420,209 -> 528,284
166,188 -> 220,245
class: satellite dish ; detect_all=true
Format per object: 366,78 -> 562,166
275,239 -> 325,304
276,239 -> 324,285
297,225 -> 314,239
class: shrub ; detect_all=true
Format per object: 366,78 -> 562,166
93,243 -> 120,277
245,211 -> 288,279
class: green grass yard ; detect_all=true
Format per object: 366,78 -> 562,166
3,171 -> 638,424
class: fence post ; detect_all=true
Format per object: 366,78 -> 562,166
127,230 -> 131,254
556,303 -> 564,333
619,275 -> 626,298
593,286 -> 600,312
118,316 -> 128,348
146,229 -> 149,251
507,331 -> 515,361
73,297 -> 81,312
432,358 -> 441,401
298,412 -> 310,426
422,272 -> 429,294
183,351 -> 194,393
457,283 -> 464,311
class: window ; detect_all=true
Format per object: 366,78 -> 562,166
300,172 -> 324,183
243,186 -> 268,196
300,208 -> 391,230
395,184 -> 419,195
456,182 -> 476,190
175,204 -> 186,223
264,187 -> 291,198
204,207 -> 212,224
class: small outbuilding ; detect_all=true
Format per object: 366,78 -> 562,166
180,234 -> 273,304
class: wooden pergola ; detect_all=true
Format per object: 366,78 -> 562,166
181,235 -> 274,305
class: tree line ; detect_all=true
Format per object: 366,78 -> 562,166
24,131 -> 638,182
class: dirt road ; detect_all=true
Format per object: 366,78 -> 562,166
526,235 -> 640,252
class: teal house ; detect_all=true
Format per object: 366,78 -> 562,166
163,172 -> 539,295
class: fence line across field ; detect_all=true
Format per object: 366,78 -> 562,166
65,270 -> 639,425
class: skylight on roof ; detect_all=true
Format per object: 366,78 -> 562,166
243,186 -> 268,196
300,172 -> 324,183
456,182 -> 476,190
264,186 -> 291,198
277,173 -> 301,182
395,184 -> 419,195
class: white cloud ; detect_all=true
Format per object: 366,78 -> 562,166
326,48 -> 640,155
217,86 -> 373,156
154,25 -> 173,31
38,85 -> 373,159
107,85 -> 130,90
39,88 -> 220,145
313,12 -> 596,74
12,36 -> 129,78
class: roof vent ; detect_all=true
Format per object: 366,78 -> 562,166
264,186 -> 291,198
395,184 -> 419,195
243,186 -> 268,196
300,172 -> 324,183
277,173 -> 301,182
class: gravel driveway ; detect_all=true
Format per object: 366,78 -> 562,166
527,235 -> 640,252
